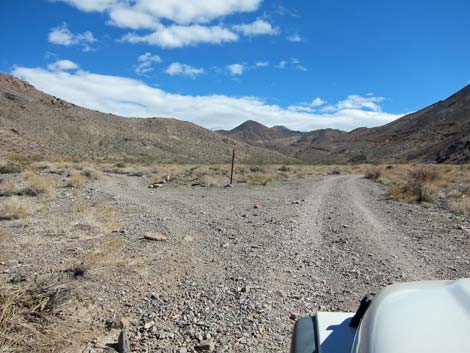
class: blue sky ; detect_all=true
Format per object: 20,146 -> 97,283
1,0 -> 469,131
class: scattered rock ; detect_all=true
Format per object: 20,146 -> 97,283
117,330 -> 130,353
144,232 -> 168,241
195,339 -> 215,352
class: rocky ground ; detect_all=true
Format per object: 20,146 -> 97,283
1,173 -> 470,353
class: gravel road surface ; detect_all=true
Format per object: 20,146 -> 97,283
95,174 -> 470,352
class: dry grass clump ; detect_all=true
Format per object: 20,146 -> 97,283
84,234 -> 128,271
66,174 -> 87,188
0,276 -> 75,353
81,167 -> 100,180
364,168 -> 381,181
22,172 -> 54,196
449,197 -> 470,216
389,167 -> 440,203
200,175 -> 225,187
0,197 -> 30,220
0,162 -> 23,174
0,180 -> 21,196
247,174 -> 274,186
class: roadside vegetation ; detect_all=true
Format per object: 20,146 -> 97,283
1,156 -> 469,216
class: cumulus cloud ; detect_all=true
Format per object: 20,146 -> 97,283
134,52 -> 162,75
55,0 -> 262,25
255,61 -> 269,67
232,19 -> 278,36
287,33 -> 302,42
336,95 -> 385,112
122,24 -> 239,48
227,64 -> 245,76
311,97 -> 326,107
165,63 -> 204,78
12,65 -> 401,131
288,97 -> 327,113
53,0 -> 278,48
47,60 -> 80,71
48,23 -> 96,51
51,0 -> 118,12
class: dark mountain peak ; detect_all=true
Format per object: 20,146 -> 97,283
272,125 -> 304,137
232,120 -> 268,132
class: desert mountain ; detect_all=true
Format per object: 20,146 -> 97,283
217,120 -> 305,155
219,86 -> 470,164
1,72 -> 469,164
0,73 -> 295,163
294,85 -> 470,163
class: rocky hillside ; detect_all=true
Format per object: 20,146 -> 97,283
295,85 -> 470,163
2,72 -> 468,164
219,86 -> 470,164
0,73 -> 295,163
217,120 -> 304,156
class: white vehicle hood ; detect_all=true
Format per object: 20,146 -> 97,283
352,278 -> 470,353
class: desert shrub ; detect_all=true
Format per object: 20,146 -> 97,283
248,174 -> 274,186
0,180 -> 21,196
237,166 -> 247,174
200,175 -> 225,187
22,173 -> 54,196
249,166 -> 266,173
365,168 -> 381,181
8,153 -> 42,165
0,197 -> 30,220
0,275 -> 73,352
81,167 -> 100,180
0,162 -> 23,174
64,263 -> 88,278
66,174 -> 87,188
277,172 -> 290,180
398,167 -> 437,202
329,168 -> 341,175
449,197 -> 470,216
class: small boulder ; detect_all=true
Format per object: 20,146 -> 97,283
144,232 -> 168,241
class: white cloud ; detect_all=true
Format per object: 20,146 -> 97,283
52,0 -> 118,12
232,19 -> 279,36
165,63 -> 204,78
337,95 -> 385,112
53,0 -> 278,48
122,24 -> 239,48
227,64 -> 244,76
134,52 -> 162,75
55,0 -> 262,26
48,23 -> 96,51
288,97 -> 326,113
311,97 -> 326,107
287,33 -> 302,42
108,5 -> 159,29
276,60 -> 287,69
12,65 -> 402,131
255,61 -> 269,67
47,60 -> 80,71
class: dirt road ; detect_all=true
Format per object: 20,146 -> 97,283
92,173 -> 470,352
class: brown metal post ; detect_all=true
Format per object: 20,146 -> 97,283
230,148 -> 236,185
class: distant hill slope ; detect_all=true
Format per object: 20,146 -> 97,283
0,73 -> 295,163
217,120 -> 305,155
295,85 -> 470,163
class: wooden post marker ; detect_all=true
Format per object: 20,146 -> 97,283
230,148 -> 237,185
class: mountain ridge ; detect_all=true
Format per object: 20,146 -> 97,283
0,72 -> 296,164
2,71 -> 469,164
